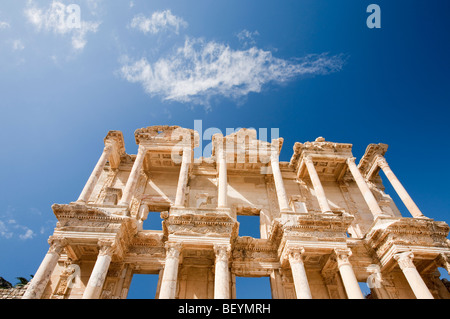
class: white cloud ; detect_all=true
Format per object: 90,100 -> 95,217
120,37 -> 345,107
0,218 -> 35,240
24,1 -> 101,51
0,21 -> 10,29
236,29 -> 259,47
19,228 -> 35,240
12,39 -> 25,51
130,9 -> 187,35
0,220 -> 13,239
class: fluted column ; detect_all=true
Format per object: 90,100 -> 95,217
77,143 -> 114,203
287,247 -> 312,299
335,248 -> 364,299
394,251 -> 433,299
347,157 -> 385,218
159,243 -> 182,299
271,145 -> 290,212
174,148 -> 191,207
304,156 -> 332,214
376,156 -> 425,218
214,244 -> 231,299
118,146 -> 147,207
217,140 -> 228,208
23,237 -> 67,299
82,239 -> 115,299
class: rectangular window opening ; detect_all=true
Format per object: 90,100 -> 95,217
142,211 -> 163,231
235,276 -> 271,299
127,273 -> 159,299
237,214 -> 260,238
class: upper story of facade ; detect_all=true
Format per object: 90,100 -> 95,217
71,125 -> 425,240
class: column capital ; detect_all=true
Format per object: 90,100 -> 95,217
394,251 -> 415,270
214,244 -> 231,262
97,239 -> 116,257
165,242 -> 182,259
334,248 -> 352,267
103,142 -> 115,152
304,155 -> 313,164
286,246 -> 306,264
48,236 -> 68,254
375,155 -> 389,169
136,145 -> 148,155
346,156 -> 357,164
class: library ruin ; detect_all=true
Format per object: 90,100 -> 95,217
23,125 -> 450,299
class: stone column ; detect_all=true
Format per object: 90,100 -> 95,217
214,244 -> 231,299
439,253 -> 450,276
217,141 -> 228,208
159,243 -> 182,299
394,251 -> 434,299
376,156 -> 425,218
347,157 -> 385,218
77,143 -> 114,203
335,248 -> 364,299
82,240 -> 115,299
287,247 -> 312,299
23,237 -> 67,299
304,156 -> 332,214
174,148 -> 191,207
270,145 -> 290,212
118,146 -> 147,207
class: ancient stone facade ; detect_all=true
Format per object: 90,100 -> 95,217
23,126 -> 450,299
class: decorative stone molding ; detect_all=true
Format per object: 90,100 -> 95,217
165,242 -> 182,260
98,239 -> 116,257
47,236 -> 68,254
334,248 -> 352,267
394,251 -> 415,270
214,244 -> 231,263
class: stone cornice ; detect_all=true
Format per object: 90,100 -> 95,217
357,143 -> 388,178
134,125 -> 199,149
289,137 -> 353,171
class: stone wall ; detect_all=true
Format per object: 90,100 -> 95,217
0,283 -> 29,299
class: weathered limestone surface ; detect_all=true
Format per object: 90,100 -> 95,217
23,126 -> 450,299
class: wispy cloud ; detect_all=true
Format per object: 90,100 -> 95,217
120,37 -> 345,107
12,39 -> 25,51
0,21 -> 10,29
24,1 -> 101,51
0,206 -> 52,241
236,29 -> 259,48
0,219 -> 35,240
130,9 -> 187,35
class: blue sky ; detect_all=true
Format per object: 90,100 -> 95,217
1,0 -> 449,298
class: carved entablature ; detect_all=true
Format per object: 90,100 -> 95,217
52,203 -> 136,261
366,217 -> 450,269
166,207 -> 238,238
357,143 -> 388,180
232,237 -> 279,277
52,203 -> 127,231
289,137 -> 353,182
134,125 -> 199,149
126,231 -> 165,257
281,213 -> 354,243
232,237 -> 277,262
